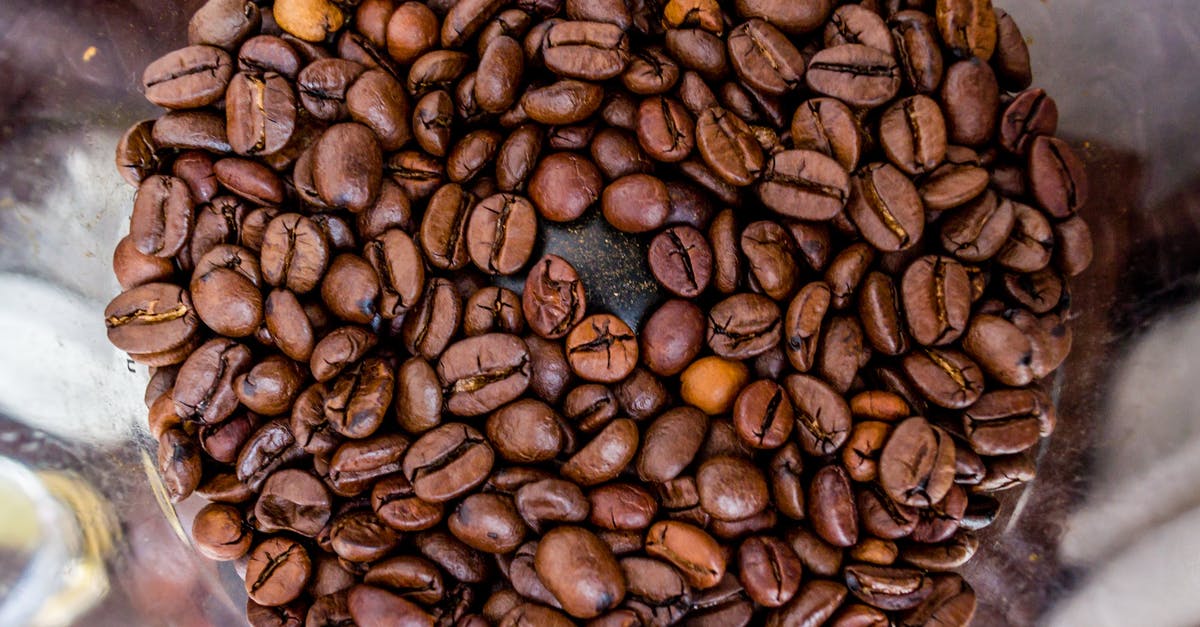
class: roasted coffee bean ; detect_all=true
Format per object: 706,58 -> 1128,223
130,175 -> 195,259
786,373 -> 852,456
901,255 -> 971,346
173,338 -> 254,424
528,152 -> 603,222
486,399 -> 565,463
645,521 -> 725,589
245,537 -> 311,607
603,174 -> 671,233
542,21 -> 631,82
255,469 -> 332,537
738,536 -> 803,608
589,483 -> 657,531
143,45 -> 233,110
565,314 -> 639,383
260,214 -> 331,294
941,59 -> 999,147
728,19 -> 806,96
939,190 -> 1016,262
637,406 -> 708,483
449,493 -> 527,554
880,416 -> 956,508
347,584 -> 434,627
767,578 -> 846,627
1028,135 -> 1089,218
936,0 -> 997,60
806,44 -> 901,108
707,293 -> 782,360
999,89 -> 1058,156
636,96 -> 695,163
372,474 -> 444,531
516,478 -> 590,532
310,325 -> 377,383
693,107 -> 766,189
645,226 -> 712,297
116,120 -> 162,187
880,95 -> 946,176
901,347 -> 985,410
783,281 -> 830,372
681,356 -> 750,416
438,334 -> 531,415
770,444 -> 806,521
740,221 -> 798,301
641,299 -> 706,377
193,502 -> 254,561
992,7 -> 1032,89
848,162 -> 925,253
402,278 -> 462,361
733,380 -> 793,449
845,564 -> 933,611
153,109 -> 232,153
105,282 -> 201,358
534,526 -> 625,618
562,417 -> 639,486
319,253 -> 380,324
464,194 -> 538,275
328,434 -> 407,497
709,209 -> 742,294
664,28 -> 728,81
522,79 -> 605,125
888,10 -> 944,94
363,555 -> 445,605
697,455 -> 769,521
758,149 -> 850,220
158,428 -> 203,502
403,423 -> 495,502
790,98 -> 862,172
808,465 -> 858,547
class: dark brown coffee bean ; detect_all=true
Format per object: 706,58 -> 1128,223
782,281 -> 829,372
318,253 -> 380,324
515,478 -> 590,533
528,152 -> 603,221
438,334 -> 532,415
157,428 -> 203,502
817,315 -> 869,393
522,79 -> 605,125
565,314 -> 639,383
105,282 -> 201,358
728,19 -> 806,96
785,373 -> 852,456
644,225 -> 711,297
245,537 -> 311,607
309,325 -> 377,383
992,7 -> 1032,90
116,120 -> 162,187
693,107 -> 765,187
189,0 -> 261,49
740,221 -> 798,301
255,469 -> 331,537
589,483 -> 657,531
848,162 -> 924,253
484,398 -> 563,463
542,20 -> 631,82
637,406 -> 708,483
130,175 -> 195,258
961,313 -> 1034,386
386,2 -> 438,64
590,128 -> 653,181
939,190 -> 1016,262
442,0 -> 507,48
900,255 -> 971,346
418,183 -> 474,271
534,526 -> 625,619
880,416 -> 956,508
363,555 -> 445,605
475,36 -> 525,113
901,347 -> 985,410
806,44 -> 901,109
732,380 -> 793,449
597,174 -> 670,234
645,521 -> 725,590
636,96 -> 695,163
842,421 -> 892,483
963,388 -> 1050,456
412,90 -> 455,158
348,584 -> 434,627
697,455 -> 769,521
808,465 -> 858,547
769,444 -> 805,521
857,272 -> 909,356
238,419 -> 303,491
999,88 -> 1058,156
1028,135 -> 1089,219
226,72 -> 297,157
447,129 -> 503,184
448,493 -> 527,554
880,95 -> 946,176
790,98 -> 862,172
328,433 -> 407,496
153,109 -> 232,153
664,28 -> 728,81
407,50 -> 472,96
143,45 -> 233,109
522,255 -> 586,340
372,474 -> 445,531
844,565 -> 933,612
313,123 -> 383,212
996,200 -> 1054,272
297,58 -> 365,121
936,0 -> 997,60
825,4 -> 894,53
1053,215 -> 1093,277
401,423 -> 494,502
193,503 -> 254,561
466,193 -> 538,275
213,157 -> 285,206
235,355 -> 303,416
888,10 -> 944,94
707,293 -> 782,360
738,536 -> 803,608
621,45 -> 680,96
562,418 -> 639,486
758,149 -> 850,220
238,35 -> 301,77
639,299 -> 703,376
941,59 -> 999,147
174,337 -> 254,423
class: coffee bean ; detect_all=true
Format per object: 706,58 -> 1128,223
645,521 -> 725,589
808,465 -> 858,547
785,373 -> 852,456
193,503 -> 254,561
245,537 -> 311,606
1028,136 -> 1089,218
845,564 -> 933,611
522,79 -> 605,125
603,174 -> 671,233
227,72 -> 297,156
848,162 -> 925,252
707,293 -> 782,360
637,96 -> 695,163
806,44 -> 901,108
888,9 -> 945,94
936,0 -> 997,60
791,98 -> 863,171
535,526 -> 626,618
697,455 -> 770,521
992,8 -> 1032,90
738,536 -> 803,608
310,325 -> 378,383
566,314 -> 638,383
449,493 -> 527,554
528,152 -> 603,221
741,221 -> 799,301
728,19 -> 806,97
900,255 -> 971,346
562,418 -> 639,486
758,150 -> 850,220
996,200 -> 1054,272
143,45 -> 234,110
665,28 -> 728,81
641,299 -> 706,377
438,334 -> 531,415
941,59 -> 999,147
902,347 -> 985,410
646,226 -> 712,297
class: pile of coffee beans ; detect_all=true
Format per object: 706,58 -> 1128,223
107,0 -> 1093,624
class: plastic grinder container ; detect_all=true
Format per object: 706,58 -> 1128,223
1,0 -> 1199,625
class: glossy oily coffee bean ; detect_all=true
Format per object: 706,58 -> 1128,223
261,213 -> 331,294
566,314 -> 638,383
696,455 -> 770,521
464,287 -> 525,336
694,107 -> 764,187
637,96 -> 695,163
645,521 -> 725,589
842,421 -> 892,483
521,79 -> 604,125
741,221 -> 799,301
590,128 -> 653,180
707,293 -> 782,360
647,226 -> 712,297
143,45 -> 233,109
806,44 -> 901,109
785,373 -> 852,457
561,418 -> 639,486
255,469 -> 331,537
999,88 -> 1058,156
515,478 -> 589,533
709,209 -> 741,294
880,417 -> 956,508
961,313 -> 1034,386
447,129 -> 503,183
152,110 -> 231,153
784,282 -> 831,372
1028,135 -> 1089,218
363,229 -> 424,319
104,283 -> 200,357
847,162 -> 925,253
728,19 -> 806,96
523,255 -> 586,340
808,465 -> 858,547
757,150 -> 850,221
638,406 -> 708,483
319,253 -> 379,324
420,183 -> 475,271
528,152 -> 603,222
487,399 -> 565,463
858,272 -> 909,356
641,299 -> 706,377
226,71 -> 296,156
939,191 -> 1016,263
466,194 -> 538,275
449,493 -> 527,554
324,357 -> 394,439
733,380 -> 794,449
623,46 -> 680,96
535,526 -> 626,618
770,444 -> 806,521
901,347 -> 985,410
372,474 -> 444,532
115,120 -> 161,187
993,7 -> 1032,90
543,21 -> 631,81
245,537 -> 311,607
888,10 -> 944,94
589,483 -> 657,531
438,334 -> 531,416
476,36 -> 525,113
158,428 -> 202,502
326,433 -> 408,497
297,58 -> 365,121
844,565 -> 933,612
313,123 -> 383,212
413,90 -> 455,157
901,255 -> 971,346
738,536 -> 803,608
310,325 -> 377,383
791,98 -> 862,172
603,174 -> 671,233
234,355 -> 303,416
963,388 -> 1051,456
403,423 -> 495,502
193,503 -> 253,561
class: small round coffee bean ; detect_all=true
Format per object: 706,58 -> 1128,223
565,314 -> 638,383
